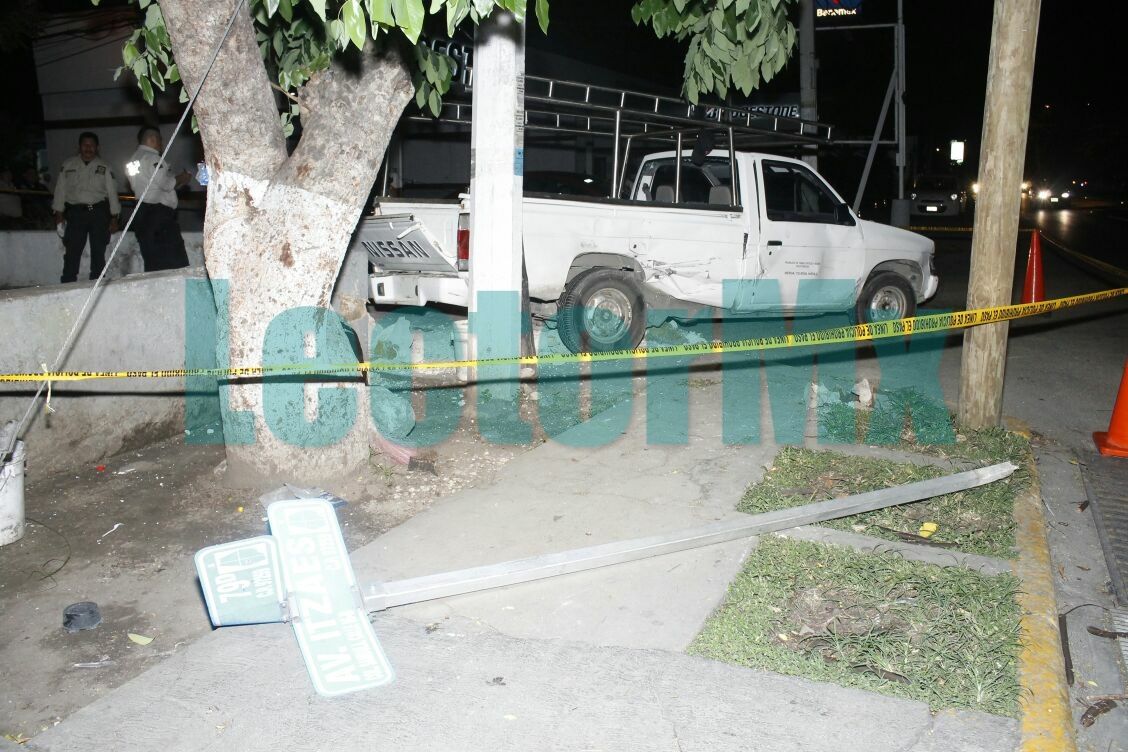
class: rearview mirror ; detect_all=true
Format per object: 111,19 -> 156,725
834,202 -> 855,226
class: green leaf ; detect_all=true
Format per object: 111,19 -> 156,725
370,0 -> 394,24
392,0 -> 426,43
143,3 -> 164,30
686,75 -> 699,105
266,0 -> 280,16
427,87 -> 441,117
309,0 -> 327,20
123,41 -> 140,66
446,0 -> 469,35
342,0 -> 367,48
149,60 -> 166,91
179,85 -> 189,103
415,81 -> 427,108
138,75 -> 154,105
535,0 -> 549,33
272,28 -> 286,56
278,0 -> 293,22
167,63 -> 180,83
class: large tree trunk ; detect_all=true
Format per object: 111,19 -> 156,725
161,0 -> 414,486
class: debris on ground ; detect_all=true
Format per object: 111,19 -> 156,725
1079,699 -> 1118,727
259,484 -> 349,511
62,602 -> 102,633
72,655 -> 113,669
127,633 -> 153,646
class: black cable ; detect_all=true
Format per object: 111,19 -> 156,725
24,515 -> 73,585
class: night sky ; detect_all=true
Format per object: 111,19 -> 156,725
3,0 -> 1124,194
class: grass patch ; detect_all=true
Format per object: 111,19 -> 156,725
690,537 -> 1022,716
740,425 -> 1033,559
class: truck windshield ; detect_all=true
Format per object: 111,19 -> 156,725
633,157 -> 734,206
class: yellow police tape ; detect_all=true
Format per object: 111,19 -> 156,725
1,286 -> 1126,384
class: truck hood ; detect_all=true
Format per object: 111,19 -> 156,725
858,220 -> 934,256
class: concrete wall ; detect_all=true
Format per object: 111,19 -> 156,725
0,239 -> 370,478
0,231 -> 204,289
0,268 -> 212,478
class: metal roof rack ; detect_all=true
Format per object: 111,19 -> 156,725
404,73 -> 835,200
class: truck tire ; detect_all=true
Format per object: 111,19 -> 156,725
557,268 -> 646,353
855,273 -> 916,323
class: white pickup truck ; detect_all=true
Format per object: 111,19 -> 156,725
355,149 -> 938,353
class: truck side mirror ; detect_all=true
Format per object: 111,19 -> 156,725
834,202 -> 856,226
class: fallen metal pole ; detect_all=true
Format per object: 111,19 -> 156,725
363,461 -> 1017,612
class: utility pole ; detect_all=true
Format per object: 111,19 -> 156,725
798,0 -> 818,170
957,0 -> 1041,429
468,11 -> 526,366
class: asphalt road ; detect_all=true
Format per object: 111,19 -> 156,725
914,208 -> 1128,454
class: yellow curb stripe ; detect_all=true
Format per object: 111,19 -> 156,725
1014,460 -> 1077,752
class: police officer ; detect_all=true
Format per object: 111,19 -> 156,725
125,126 -> 191,272
51,132 -> 121,283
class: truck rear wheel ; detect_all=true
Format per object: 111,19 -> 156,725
855,273 -> 916,323
557,269 -> 646,354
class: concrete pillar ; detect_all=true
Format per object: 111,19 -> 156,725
468,11 -> 525,326
468,11 -> 527,416
957,0 -> 1041,429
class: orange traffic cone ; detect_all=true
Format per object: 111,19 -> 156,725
1094,360 -> 1128,458
1021,230 -> 1045,304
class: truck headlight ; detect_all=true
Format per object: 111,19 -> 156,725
1061,191 -> 1070,199
1038,189 -> 1051,200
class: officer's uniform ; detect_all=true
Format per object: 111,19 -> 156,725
51,156 -> 120,283
125,144 -> 188,273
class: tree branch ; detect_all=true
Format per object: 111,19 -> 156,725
160,0 -> 287,181
275,44 -> 415,208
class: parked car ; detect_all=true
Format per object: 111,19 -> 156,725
910,175 -> 965,217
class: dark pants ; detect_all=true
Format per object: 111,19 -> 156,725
61,201 -> 111,283
132,203 -> 188,272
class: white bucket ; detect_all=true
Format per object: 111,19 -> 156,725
0,441 -> 26,547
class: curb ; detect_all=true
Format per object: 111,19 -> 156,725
1013,453 -> 1077,751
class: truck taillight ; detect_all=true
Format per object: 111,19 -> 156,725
457,227 -> 470,272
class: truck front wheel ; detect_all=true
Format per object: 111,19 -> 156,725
558,269 -> 646,353
855,273 -> 916,323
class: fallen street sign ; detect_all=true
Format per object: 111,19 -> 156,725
267,499 -> 395,697
195,536 -> 286,626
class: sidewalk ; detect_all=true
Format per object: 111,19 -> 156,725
27,382 -> 1019,751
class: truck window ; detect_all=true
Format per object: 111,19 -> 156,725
634,157 -> 734,206
761,160 -> 839,223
